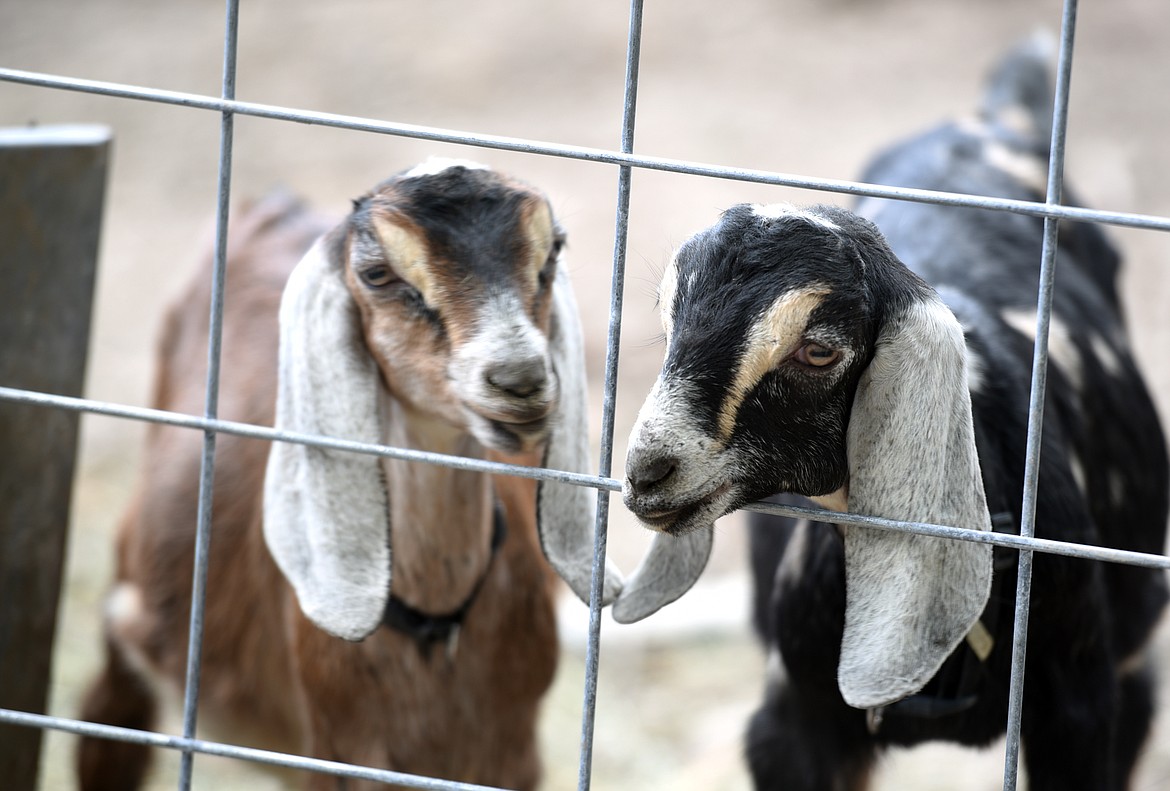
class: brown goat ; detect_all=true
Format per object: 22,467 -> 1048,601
77,160 -> 623,790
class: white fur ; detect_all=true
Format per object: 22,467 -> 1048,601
658,251 -> 681,338
104,584 -> 162,686
984,140 -> 1048,195
934,287 -> 986,395
965,346 -> 987,395
751,203 -> 841,233
402,157 -> 490,179
765,646 -> 788,688
452,293 -> 550,400
1002,307 -> 1083,389
624,378 -> 734,510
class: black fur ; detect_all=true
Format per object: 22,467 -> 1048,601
380,164 -> 544,283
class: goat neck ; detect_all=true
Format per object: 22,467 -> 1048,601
377,390 -> 496,615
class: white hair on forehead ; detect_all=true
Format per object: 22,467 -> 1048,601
402,157 -> 491,180
658,249 -> 682,337
751,203 -> 841,233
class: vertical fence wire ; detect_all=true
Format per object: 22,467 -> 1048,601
577,1 -> 645,788
176,0 -> 240,787
1000,1 -> 1078,788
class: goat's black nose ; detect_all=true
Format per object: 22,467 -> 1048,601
626,453 -> 678,495
486,358 -> 547,398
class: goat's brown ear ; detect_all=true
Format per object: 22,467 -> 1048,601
838,293 -> 994,709
263,238 -> 391,642
536,265 -> 624,606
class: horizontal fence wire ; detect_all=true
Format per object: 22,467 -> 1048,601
0,709 -> 509,791
4,67 -> 1170,235
3,0 -> 1170,788
2,384 -> 1169,573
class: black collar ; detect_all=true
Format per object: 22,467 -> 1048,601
381,502 -> 507,658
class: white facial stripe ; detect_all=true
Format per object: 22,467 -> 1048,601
524,200 -> 554,282
658,250 -> 681,338
716,287 -> 829,442
452,292 -> 549,403
751,203 -> 841,233
402,157 -> 490,180
371,216 -> 436,304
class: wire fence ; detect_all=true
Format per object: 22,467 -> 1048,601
2,0 -> 1169,789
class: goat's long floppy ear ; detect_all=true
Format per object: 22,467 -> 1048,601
838,292 -> 994,709
537,266 -> 624,606
263,236 -> 391,642
610,527 -> 713,624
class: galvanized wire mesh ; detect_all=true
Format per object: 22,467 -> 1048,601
2,0 -> 1169,789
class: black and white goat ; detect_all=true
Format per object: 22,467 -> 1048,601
621,42 -> 1169,790
77,160 -> 626,790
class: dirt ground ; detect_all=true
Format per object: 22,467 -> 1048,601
4,0 -> 1170,788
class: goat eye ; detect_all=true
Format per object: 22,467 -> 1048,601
795,342 -> 841,368
359,265 -> 396,288
538,255 -> 557,288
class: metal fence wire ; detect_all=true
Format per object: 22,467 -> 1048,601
3,0 -> 1170,789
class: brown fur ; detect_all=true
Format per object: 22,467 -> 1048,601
77,188 -> 561,790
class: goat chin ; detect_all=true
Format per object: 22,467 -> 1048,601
76,161 -> 607,791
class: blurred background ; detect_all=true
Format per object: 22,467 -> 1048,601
3,0 -> 1170,788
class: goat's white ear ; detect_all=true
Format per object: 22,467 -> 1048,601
537,265 -> 624,606
263,237 -> 391,642
610,527 -> 713,624
838,294 -> 994,709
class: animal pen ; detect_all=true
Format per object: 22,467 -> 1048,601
2,0 -> 1170,789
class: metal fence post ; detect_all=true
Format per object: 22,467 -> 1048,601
0,124 -> 110,789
